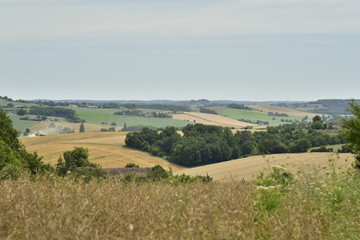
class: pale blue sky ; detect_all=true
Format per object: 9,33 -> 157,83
1,0 -> 359,101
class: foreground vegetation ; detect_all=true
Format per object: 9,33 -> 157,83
1,167 -> 360,239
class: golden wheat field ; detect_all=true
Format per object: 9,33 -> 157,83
20,132 -> 183,171
248,105 -> 319,118
172,112 -> 257,129
176,152 -> 354,181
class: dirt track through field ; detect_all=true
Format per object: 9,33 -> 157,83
175,152 -> 354,181
20,132 -> 184,171
172,112 -> 257,128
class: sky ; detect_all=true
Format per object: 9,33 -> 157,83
0,0 -> 359,101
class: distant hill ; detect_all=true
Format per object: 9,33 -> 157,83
33,98 -> 307,107
277,99 -> 360,115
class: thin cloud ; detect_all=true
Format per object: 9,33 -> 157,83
0,0 -> 359,40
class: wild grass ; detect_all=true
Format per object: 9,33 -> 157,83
1,168 -> 360,239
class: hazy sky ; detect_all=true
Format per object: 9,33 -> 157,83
1,0 -> 359,101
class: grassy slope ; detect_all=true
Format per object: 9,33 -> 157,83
175,152 -> 354,181
75,108 -> 189,128
20,132 -> 184,171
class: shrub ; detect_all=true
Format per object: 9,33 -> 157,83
146,165 -> 170,181
125,163 -> 140,168
56,147 -> 99,176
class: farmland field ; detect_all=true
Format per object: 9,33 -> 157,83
248,104 -> 318,118
207,106 -> 304,126
175,152 -> 354,181
74,107 -> 189,128
8,115 -> 39,132
29,121 -> 123,135
172,112 -> 257,128
20,132 -> 184,171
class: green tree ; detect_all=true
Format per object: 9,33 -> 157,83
312,115 -> 325,130
290,138 -> 311,153
79,122 -> 85,133
56,147 -> 97,175
23,128 -> 31,136
146,165 -> 170,181
16,109 -> 27,116
0,111 -> 48,178
342,100 -> 360,168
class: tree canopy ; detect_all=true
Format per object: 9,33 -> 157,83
342,100 -> 360,168
0,111 -> 49,178
125,123 -> 344,167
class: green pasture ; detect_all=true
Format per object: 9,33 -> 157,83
74,108 -> 190,128
8,114 -> 38,132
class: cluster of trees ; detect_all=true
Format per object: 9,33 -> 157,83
114,110 -> 172,118
149,112 -> 172,118
199,107 -> 218,115
239,118 -> 270,125
114,110 -> 143,116
100,127 -> 116,132
268,112 -> 289,117
227,104 -> 251,110
28,107 -> 82,122
125,123 -> 346,167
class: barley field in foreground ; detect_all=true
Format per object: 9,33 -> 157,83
2,167 -> 360,240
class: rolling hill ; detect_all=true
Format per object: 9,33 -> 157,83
172,112 -> 257,129
20,132 -> 184,171
248,105 -> 318,118
175,152 -> 354,181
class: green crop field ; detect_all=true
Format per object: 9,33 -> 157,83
8,115 -> 38,132
207,106 -> 303,126
74,108 -> 190,128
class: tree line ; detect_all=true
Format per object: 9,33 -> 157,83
114,110 -> 172,118
28,107 -> 83,122
125,123 -> 345,167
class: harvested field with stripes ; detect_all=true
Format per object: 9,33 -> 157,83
20,132 -> 183,171
175,152 -> 354,181
172,112 -> 257,129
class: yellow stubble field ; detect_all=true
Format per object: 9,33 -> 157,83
175,152 -> 354,181
172,112 -> 257,129
20,132 -> 184,171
